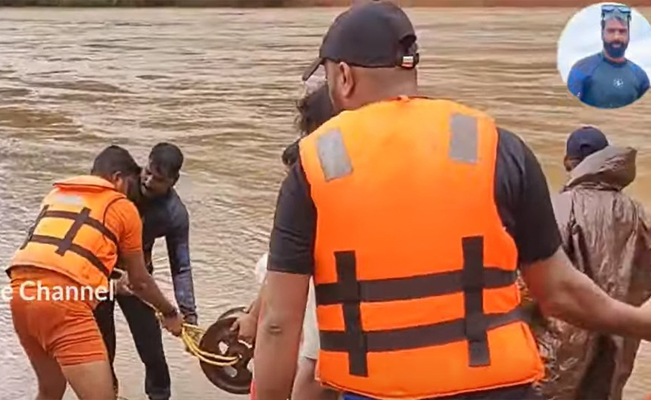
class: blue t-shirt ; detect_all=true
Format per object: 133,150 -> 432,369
567,52 -> 649,109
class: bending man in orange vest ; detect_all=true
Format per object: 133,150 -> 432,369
6,145 -> 184,400
253,2 -> 651,400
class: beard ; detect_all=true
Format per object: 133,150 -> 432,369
604,39 -> 628,59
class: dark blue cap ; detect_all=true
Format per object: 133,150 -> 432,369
566,126 -> 609,160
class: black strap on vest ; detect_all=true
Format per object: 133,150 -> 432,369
20,205 -> 116,278
462,236 -> 490,366
316,236 -> 524,377
334,251 -> 367,377
20,205 -> 50,250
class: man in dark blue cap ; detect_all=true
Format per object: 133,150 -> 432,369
254,2 -> 651,400
532,126 -> 651,400
563,125 -> 610,171
567,4 -> 649,109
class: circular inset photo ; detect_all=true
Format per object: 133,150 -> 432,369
557,3 -> 651,109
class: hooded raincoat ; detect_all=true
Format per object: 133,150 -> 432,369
530,146 -> 651,400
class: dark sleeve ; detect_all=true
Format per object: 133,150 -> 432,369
268,154 -> 316,276
635,65 -> 650,96
494,128 -> 562,266
166,203 -> 197,323
567,64 -> 587,99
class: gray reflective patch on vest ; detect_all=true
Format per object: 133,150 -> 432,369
51,194 -> 84,206
317,129 -> 353,182
449,114 -> 479,164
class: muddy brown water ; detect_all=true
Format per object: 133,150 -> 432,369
1,7 -> 651,400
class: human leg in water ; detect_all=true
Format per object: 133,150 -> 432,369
55,303 -> 116,400
61,361 -> 116,400
22,342 -> 67,400
117,293 -> 171,400
11,289 -> 114,400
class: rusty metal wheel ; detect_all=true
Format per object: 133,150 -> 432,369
199,316 -> 253,395
217,306 -> 248,321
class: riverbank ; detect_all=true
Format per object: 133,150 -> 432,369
3,0 -> 651,7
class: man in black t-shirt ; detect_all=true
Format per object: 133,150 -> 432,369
253,3 -> 651,400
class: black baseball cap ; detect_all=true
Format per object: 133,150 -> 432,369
566,126 -> 609,160
302,1 -> 419,82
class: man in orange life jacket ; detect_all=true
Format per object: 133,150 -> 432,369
6,145 -> 184,400
253,2 -> 651,400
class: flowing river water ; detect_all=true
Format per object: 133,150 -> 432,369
1,7 -> 651,400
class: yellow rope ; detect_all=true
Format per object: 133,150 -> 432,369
156,312 -> 251,367
121,286 -> 248,367
181,323 -> 240,366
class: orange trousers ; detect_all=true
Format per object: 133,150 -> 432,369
9,266 -> 108,367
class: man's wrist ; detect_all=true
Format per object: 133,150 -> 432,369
161,307 -> 179,318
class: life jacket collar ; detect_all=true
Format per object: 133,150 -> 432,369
53,175 -> 117,192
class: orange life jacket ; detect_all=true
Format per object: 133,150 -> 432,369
8,175 -> 127,291
298,97 -> 544,399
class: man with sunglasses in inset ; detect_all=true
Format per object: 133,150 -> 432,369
567,4 -> 649,109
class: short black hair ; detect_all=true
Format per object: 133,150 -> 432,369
91,145 -> 141,179
149,142 -> 184,179
282,140 -> 300,167
295,84 -> 336,136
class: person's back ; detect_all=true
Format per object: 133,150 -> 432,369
300,94 -> 546,399
10,175 -> 131,290
537,128 -> 651,400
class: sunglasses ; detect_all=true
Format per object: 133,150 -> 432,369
601,4 -> 632,16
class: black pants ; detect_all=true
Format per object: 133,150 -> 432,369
94,294 -> 171,400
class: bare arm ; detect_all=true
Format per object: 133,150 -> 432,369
121,250 -> 178,316
522,247 -> 651,340
254,270 -> 310,400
